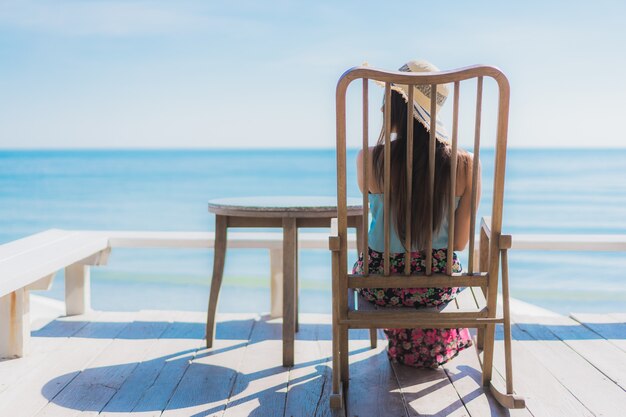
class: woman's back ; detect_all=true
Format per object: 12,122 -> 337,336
357,144 -> 478,252
367,193 -> 461,252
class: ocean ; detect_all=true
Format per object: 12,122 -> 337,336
1,149 -> 625,314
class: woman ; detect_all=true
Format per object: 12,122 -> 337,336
353,60 -> 481,368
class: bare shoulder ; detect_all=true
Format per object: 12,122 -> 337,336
356,146 -> 379,171
356,146 -> 378,158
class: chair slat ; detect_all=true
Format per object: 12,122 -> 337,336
447,81 -> 460,275
405,84 -> 414,275
349,272 -> 488,288
343,316 -> 501,330
348,308 -> 490,321
383,83 -> 391,276
354,287 -> 486,313
362,79 -> 369,275
426,84 -> 437,275
468,76 -> 483,273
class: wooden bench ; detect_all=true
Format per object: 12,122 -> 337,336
0,230 -> 110,358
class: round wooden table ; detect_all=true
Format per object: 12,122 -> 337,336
206,196 -> 363,367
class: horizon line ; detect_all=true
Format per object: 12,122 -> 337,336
2,146 -> 626,152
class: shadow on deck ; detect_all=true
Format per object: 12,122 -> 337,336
0,310 -> 624,417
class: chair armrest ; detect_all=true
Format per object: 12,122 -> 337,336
481,216 -> 512,250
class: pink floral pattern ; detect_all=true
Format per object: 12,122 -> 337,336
353,248 -> 472,368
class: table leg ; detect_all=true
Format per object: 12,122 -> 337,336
295,226 -> 299,333
206,215 -> 228,348
282,217 -> 297,367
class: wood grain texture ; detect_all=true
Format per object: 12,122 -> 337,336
284,314 -> 332,417
3,313 -> 130,417
531,314 -> 626,390
221,316 -> 289,417
160,314 -> 255,417
443,346 -> 532,417
344,328 -> 408,417
34,312 -> 169,417
100,311 -> 211,417
513,315 -> 626,417
392,363 -> 467,417
491,325 -> 594,417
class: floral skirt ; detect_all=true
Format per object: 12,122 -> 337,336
352,248 -> 472,368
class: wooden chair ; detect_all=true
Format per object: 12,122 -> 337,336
329,65 -> 525,409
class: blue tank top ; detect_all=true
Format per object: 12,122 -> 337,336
367,194 -> 461,253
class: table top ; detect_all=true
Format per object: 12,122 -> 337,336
208,196 -> 362,217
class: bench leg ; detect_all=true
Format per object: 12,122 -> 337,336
269,248 -> 283,318
0,289 -> 30,358
65,264 -> 91,316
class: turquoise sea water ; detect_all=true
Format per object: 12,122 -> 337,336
1,149 -> 625,314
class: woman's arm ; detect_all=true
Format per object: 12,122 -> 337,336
453,155 -> 481,251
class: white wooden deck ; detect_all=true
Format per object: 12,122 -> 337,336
1,306 -> 625,417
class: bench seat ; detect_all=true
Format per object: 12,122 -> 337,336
0,230 -> 109,358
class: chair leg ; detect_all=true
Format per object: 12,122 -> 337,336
340,325 -> 349,386
487,320 -> 525,409
206,215 -> 228,348
330,318 -> 344,408
499,249 -> 525,408
369,328 -> 377,349
476,327 -> 485,351
481,323 -> 496,386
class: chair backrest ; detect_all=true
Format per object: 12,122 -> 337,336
335,65 -> 510,314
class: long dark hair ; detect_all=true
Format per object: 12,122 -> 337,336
372,90 -> 469,250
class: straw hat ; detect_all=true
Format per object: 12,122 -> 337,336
375,60 -> 450,142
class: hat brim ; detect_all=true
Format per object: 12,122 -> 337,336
373,79 -> 449,143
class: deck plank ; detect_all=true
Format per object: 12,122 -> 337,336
315,321 -> 345,417
492,324 -> 594,417
98,311 -> 209,417
391,362 -> 468,417
221,315 -> 289,417
159,313 -> 257,417
570,312 -> 626,353
0,313 -> 132,417
33,312 -> 170,417
1,311 -> 625,417
535,314 -> 626,390
0,312 -> 96,395
514,316 -> 626,417
284,314 -> 332,417
344,328 -> 408,417
443,346 -> 532,417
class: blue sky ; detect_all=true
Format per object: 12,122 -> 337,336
0,0 -> 624,149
